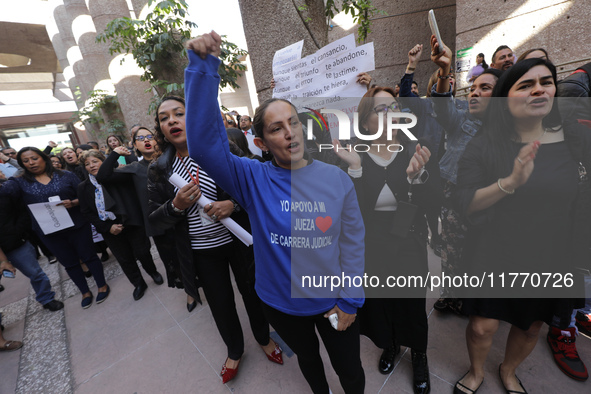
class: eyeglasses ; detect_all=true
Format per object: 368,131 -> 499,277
135,135 -> 155,142
373,102 -> 400,115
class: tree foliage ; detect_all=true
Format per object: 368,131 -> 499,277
96,0 -> 248,112
324,0 -> 385,43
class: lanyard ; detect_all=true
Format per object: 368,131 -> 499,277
177,153 -> 199,185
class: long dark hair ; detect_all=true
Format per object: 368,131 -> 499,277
481,57 -> 561,178
226,128 -> 254,158
105,134 -> 124,154
153,96 -> 185,157
17,147 -> 61,182
477,53 -> 488,69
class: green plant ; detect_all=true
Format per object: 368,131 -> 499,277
74,89 -> 120,124
72,89 -> 126,140
96,0 -> 248,113
324,0 -> 385,43
297,4 -> 312,23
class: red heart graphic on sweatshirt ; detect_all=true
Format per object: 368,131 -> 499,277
316,216 -> 332,233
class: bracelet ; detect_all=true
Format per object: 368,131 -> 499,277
406,67 -> 415,72
497,178 -> 515,195
170,201 -> 185,214
437,69 -> 450,79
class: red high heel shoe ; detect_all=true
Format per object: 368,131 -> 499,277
264,342 -> 283,365
221,358 -> 240,384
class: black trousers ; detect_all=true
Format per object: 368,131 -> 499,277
29,230 -> 53,258
103,225 -> 158,287
192,242 -> 269,360
262,303 -> 365,394
39,224 -> 106,294
153,233 -> 182,287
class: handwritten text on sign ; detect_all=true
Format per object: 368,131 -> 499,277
28,201 -> 75,235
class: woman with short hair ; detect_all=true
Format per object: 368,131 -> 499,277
78,149 -> 164,301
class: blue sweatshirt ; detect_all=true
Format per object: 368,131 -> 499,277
185,52 -> 365,316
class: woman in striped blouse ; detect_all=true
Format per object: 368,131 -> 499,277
147,96 -> 282,384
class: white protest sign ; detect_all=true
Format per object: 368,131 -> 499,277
28,201 -> 75,235
272,34 -> 360,100
272,39 -> 303,69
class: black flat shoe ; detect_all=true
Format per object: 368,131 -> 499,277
411,350 -> 430,394
133,283 -> 148,301
150,272 -> 164,285
100,253 -> 109,262
43,300 -> 64,311
187,300 -> 197,312
378,342 -> 400,374
454,371 -> 484,394
83,270 -> 92,278
499,364 -> 528,394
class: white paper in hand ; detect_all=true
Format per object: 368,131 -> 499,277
168,173 -> 253,246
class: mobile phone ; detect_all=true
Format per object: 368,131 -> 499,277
328,313 -> 339,330
2,269 -> 15,278
428,9 -> 444,54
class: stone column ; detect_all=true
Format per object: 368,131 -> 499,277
237,0 -> 328,102
47,0 -> 95,141
87,0 -> 156,132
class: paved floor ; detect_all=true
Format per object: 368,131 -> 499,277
1,245 -> 590,393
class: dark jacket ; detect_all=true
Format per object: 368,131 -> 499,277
147,145 -> 252,302
96,153 -> 162,236
78,174 -> 145,234
0,191 -> 31,253
147,146 -> 199,302
557,63 -> 591,123
353,139 -> 439,241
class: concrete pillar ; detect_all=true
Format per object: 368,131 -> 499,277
47,0 -> 95,141
65,0 -> 114,94
238,0 -> 456,102
87,0 -> 155,132
349,0 -> 456,95
45,11 -> 83,108
130,0 -> 149,19
237,0 -> 328,102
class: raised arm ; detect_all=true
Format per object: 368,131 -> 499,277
96,148 -> 131,183
185,31 -> 256,209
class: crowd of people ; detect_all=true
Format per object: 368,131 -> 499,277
1,30 -> 590,394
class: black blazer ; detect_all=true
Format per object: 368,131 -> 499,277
78,175 -> 145,234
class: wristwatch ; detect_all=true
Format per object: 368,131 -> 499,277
231,199 -> 241,213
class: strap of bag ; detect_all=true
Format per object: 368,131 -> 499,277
407,141 -> 419,203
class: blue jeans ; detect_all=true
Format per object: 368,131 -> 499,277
6,241 -> 55,305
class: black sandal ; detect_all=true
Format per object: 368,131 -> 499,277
498,364 -> 528,394
454,371 -> 484,394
